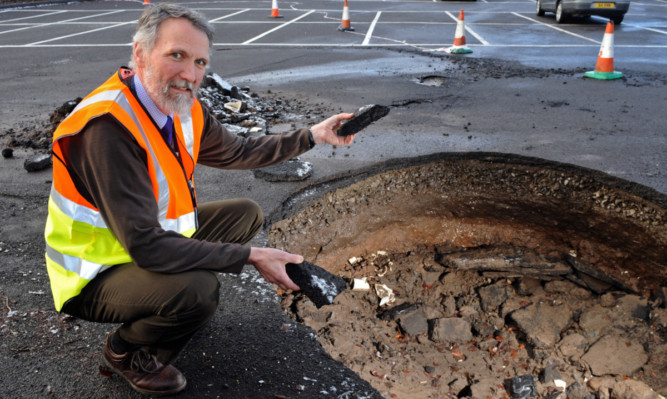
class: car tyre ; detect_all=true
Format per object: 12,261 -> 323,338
555,1 -> 568,23
536,0 -> 545,16
611,14 -> 624,24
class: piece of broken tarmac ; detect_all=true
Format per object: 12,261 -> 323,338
285,261 -> 347,308
337,104 -> 390,136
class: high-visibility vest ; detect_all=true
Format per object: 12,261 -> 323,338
44,68 -> 205,311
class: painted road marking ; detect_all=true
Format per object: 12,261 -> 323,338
363,11 -> 381,45
0,10 -> 125,36
512,12 -> 601,43
0,10 -> 67,23
27,20 -> 135,46
0,5 -> 665,49
242,9 -> 315,44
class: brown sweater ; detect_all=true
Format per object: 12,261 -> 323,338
58,100 -> 313,275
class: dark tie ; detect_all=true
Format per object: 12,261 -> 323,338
162,116 -> 174,148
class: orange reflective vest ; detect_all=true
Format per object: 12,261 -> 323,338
44,68 -> 204,311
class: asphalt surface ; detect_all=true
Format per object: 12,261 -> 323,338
0,0 -> 665,398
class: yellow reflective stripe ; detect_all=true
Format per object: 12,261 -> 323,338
50,186 -> 107,228
45,197 -> 131,265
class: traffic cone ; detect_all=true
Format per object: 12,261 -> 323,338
143,0 -> 149,5
338,0 -> 355,32
446,10 -> 472,54
269,0 -> 283,18
585,22 -> 623,80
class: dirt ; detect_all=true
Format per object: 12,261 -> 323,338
269,159 -> 666,399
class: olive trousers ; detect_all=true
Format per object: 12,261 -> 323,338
62,199 -> 263,364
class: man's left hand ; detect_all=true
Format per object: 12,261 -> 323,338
310,113 -> 355,146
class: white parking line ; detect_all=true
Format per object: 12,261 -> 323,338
363,11 -> 382,45
0,10 -> 125,36
27,20 -> 135,46
512,12 -> 600,43
242,9 -> 314,44
629,25 -> 667,35
209,8 -> 250,22
0,10 -> 67,23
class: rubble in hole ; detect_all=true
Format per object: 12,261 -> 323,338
281,246 -> 666,399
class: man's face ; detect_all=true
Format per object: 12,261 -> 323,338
134,18 -> 210,116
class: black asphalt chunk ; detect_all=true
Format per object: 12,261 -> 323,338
286,261 -> 347,308
252,158 -> 313,182
337,104 -> 390,136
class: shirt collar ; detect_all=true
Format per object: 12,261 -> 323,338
133,74 -> 172,129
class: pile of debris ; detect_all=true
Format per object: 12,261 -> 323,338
2,72 -> 331,180
282,247 -> 666,399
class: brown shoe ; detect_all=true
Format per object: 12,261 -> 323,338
100,332 -> 187,396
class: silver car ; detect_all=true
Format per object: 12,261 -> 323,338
536,0 -> 630,24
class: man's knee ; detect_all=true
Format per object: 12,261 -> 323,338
240,199 -> 263,236
195,199 -> 264,244
164,271 -> 220,321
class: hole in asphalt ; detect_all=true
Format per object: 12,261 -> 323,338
269,153 -> 666,399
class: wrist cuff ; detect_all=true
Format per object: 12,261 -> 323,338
308,129 -> 316,148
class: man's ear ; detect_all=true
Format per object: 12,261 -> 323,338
133,42 -> 146,69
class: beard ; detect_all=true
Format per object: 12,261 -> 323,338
143,66 -> 197,116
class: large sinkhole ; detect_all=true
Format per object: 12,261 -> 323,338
267,153 -> 666,399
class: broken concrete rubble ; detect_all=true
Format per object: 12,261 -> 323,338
396,307 -> 428,336
280,245 -> 664,398
429,317 -> 473,343
511,301 -> 572,349
23,153 -> 51,172
2,71 -> 333,183
336,104 -> 390,136
252,158 -> 313,182
509,374 -> 537,398
478,279 -> 511,311
285,261 -> 346,308
581,335 -> 648,376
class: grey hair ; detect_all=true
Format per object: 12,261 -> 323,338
129,3 -> 214,68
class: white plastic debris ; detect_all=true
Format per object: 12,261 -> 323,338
375,284 -> 395,307
348,256 -> 359,265
224,100 -> 243,113
352,277 -> 370,291
554,379 -> 567,391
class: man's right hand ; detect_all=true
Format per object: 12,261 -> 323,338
247,247 -> 301,291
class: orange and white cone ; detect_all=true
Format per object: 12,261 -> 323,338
143,0 -> 149,5
269,0 -> 283,18
446,10 -> 472,54
338,0 -> 355,32
585,22 -> 623,80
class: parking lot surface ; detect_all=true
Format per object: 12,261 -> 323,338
0,1 -> 665,398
